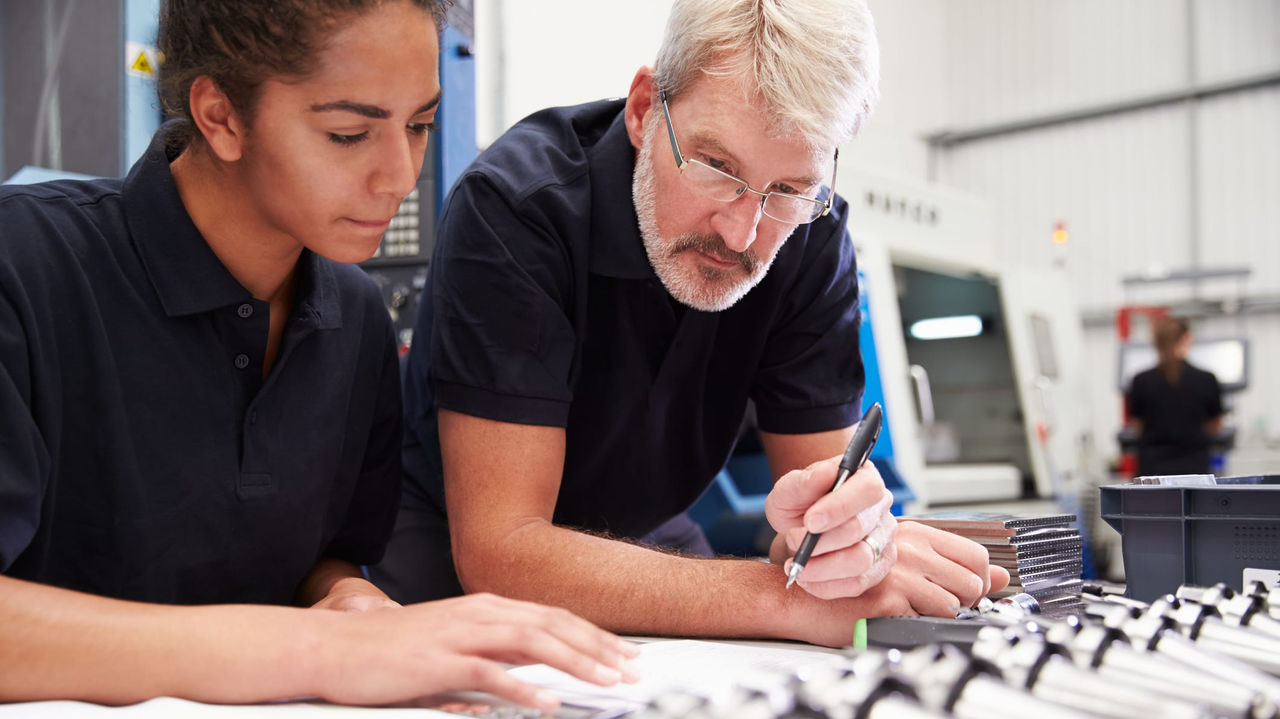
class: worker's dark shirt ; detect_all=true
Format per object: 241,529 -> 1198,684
399,99 -> 863,546
0,128 -> 402,604
1128,360 -> 1224,476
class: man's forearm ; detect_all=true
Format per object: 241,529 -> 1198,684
0,575 -> 328,705
440,410 -> 880,646
454,520 -> 865,647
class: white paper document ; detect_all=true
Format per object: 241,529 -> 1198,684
508,639 -> 843,711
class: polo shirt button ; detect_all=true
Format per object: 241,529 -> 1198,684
234,353 -> 250,370
237,303 -> 254,319
249,411 -> 257,425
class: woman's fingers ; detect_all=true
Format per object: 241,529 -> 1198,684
442,656 -> 563,713
440,593 -> 639,672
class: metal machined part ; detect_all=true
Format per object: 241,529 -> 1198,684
784,650 -> 941,719
896,643 -> 1089,719
783,663 -> 858,719
1155,596 -> 1280,677
1220,594 -> 1280,640
1178,584 -> 1280,644
1177,583 -> 1237,607
1091,633 -> 1261,717
863,695 -> 947,719
1096,602 -> 1144,631
1105,602 -> 1280,717
1027,603 -> 1268,718
632,691 -> 710,719
1243,583 -> 1280,621
972,624 -> 1205,719
1092,592 -> 1149,612
951,674 -> 1084,719
1193,622 -> 1280,676
721,686 -> 782,719
991,592 -> 1042,620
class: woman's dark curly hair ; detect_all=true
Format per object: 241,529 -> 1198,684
157,0 -> 449,146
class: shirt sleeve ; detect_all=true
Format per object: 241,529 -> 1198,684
321,311 -> 403,566
751,207 -> 865,434
0,268 -> 50,572
428,172 -> 577,427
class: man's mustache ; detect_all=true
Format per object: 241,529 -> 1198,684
668,234 -> 758,273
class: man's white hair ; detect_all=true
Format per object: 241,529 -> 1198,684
653,0 -> 880,149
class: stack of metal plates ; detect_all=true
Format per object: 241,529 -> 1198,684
907,512 -> 1083,617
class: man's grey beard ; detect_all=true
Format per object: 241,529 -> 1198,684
631,115 -> 777,312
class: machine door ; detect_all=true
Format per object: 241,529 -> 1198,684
896,266 -> 1029,504
999,270 -> 1093,499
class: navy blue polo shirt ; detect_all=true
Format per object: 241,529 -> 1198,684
0,128 -> 402,605
401,99 -> 863,539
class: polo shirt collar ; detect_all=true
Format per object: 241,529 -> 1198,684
586,109 -> 659,281
295,250 -> 343,330
122,124 -> 340,329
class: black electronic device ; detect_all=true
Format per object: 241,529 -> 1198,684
360,179 -> 434,352
1117,337 -> 1249,393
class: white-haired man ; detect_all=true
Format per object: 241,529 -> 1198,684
374,0 -> 1008,646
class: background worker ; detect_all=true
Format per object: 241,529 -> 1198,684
1127,316 -> 1226,476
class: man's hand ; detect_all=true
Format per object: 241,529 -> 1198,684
310,576 -> 400,613
844,521 -> 1011,616
765,455 -> 897,598
298,558 -> 399,612
775,521 -> 1011,647
322,593 -> 640,711
761,448 -> 1009,637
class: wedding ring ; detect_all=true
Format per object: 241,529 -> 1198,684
864,535 -> 883,564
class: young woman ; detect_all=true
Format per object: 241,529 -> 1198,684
0,0 -> 634,709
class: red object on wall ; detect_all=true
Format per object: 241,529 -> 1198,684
1115,305 -> 1170,477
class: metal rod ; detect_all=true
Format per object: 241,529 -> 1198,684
1184,0 -> 1202,297
924,70 -> 1280,148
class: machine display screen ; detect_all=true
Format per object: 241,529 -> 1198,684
1117,338 -> 1248,391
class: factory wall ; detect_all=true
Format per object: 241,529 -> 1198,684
475,0 -> 673,148
474,0 -> 948,180
930,0 -> 1280,474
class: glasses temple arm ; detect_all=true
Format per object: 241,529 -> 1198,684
821,148 -> 840,217
659,90 -> 686,168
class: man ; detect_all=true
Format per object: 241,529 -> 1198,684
374,0 -> 1008,647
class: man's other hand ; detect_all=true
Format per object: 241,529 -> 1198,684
310,576 -> 401,613
854,522 -> 1011,617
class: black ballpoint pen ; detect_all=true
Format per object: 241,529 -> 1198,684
784,402 -> 883,589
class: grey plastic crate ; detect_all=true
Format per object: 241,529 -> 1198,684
1100,475 -> 1280,602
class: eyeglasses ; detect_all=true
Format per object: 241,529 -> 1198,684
659,89 -> 837,225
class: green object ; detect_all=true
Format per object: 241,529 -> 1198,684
853,617 -> 868,650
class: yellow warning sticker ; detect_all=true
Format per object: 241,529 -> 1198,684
130,52 -> 154,76
125,41 -> 159,78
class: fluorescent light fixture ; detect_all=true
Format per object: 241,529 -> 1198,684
910,315 -> 983,340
